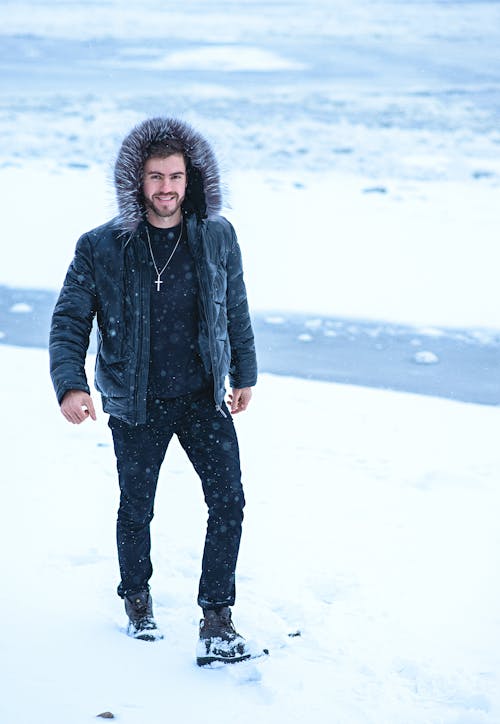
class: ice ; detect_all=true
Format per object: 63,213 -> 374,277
134,46 -> 306,72
413,350 -> 440,365
9,302 -> 33,314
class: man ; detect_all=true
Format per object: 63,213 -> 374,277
49,117 -> 258,666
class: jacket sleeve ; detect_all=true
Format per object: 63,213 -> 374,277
49,233 -> 98,404
226,225 -> 258,390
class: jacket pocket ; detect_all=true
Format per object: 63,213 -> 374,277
95,346 -> 128,397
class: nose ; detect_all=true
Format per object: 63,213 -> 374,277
160,178 -> 173,193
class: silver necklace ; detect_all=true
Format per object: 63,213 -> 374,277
145,219 -> 183,291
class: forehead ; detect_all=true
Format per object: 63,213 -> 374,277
144,153 -> 186,174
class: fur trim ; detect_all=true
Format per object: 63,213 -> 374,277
113,117 -> 222,232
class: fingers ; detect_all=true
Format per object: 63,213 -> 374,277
229,387 -> 252,414
228,389 -> 240,414
61,402 -> 87,424
60,390 -> 97,424
86,396 -> 97,421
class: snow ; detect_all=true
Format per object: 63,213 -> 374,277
413,350 -> 440,365
1,165 -> 499,329
9,303 -> 33,314
120,46 -> 307,72
2,0 -> 500,47
1,344 -> 499,723
1,1 -> 500,722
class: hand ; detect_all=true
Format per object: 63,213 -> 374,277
60,389 -> 97,424
227,387 -> 252,415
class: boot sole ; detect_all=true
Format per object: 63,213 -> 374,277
134,633 -> 164,642
196,653 -> 252,666
197,649 -> 269,667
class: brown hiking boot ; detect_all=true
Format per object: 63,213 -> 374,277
124,591 -> 164,642
196,607 -> 251,666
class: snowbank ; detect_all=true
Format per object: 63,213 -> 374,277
1,164 -> 499,329
1,344 -> 499,723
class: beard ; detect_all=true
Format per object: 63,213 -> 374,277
144,193 -> 184,221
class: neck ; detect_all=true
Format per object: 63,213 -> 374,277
146,210 -> 182,229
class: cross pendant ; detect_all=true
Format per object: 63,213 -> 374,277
155,277 -> 163,291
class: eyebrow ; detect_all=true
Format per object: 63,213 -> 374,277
145,169 -> 186,177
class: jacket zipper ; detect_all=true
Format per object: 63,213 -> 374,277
190,220 -> 225,415
216,404 -> 227,418
133,259 -> 143,425
132,230 -> 150,425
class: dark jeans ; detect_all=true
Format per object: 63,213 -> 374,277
108,390 -> 245,610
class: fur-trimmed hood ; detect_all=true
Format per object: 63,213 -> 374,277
113,117 -> 222,232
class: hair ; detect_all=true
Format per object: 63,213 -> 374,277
143,139 -> 186,164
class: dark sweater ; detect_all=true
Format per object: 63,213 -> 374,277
146,221 -> 211,399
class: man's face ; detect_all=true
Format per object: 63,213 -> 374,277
143,153 -> 187,227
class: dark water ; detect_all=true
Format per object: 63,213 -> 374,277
1,284 -> 498,406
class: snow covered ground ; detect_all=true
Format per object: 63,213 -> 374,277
1,344 -> 499,724
2,164 -> 498,328
1,1 -> 499,722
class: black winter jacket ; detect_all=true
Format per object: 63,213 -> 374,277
49,117 -> 257,424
